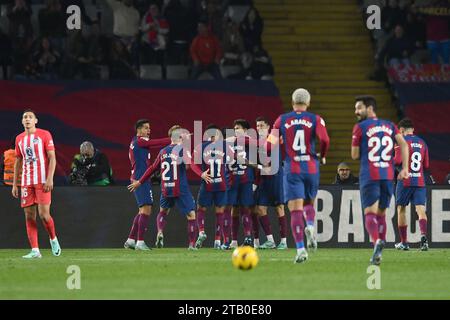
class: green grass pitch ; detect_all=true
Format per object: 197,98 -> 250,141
0,248 -> 449,299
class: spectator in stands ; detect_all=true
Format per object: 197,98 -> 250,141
198,0 -> 225,40
7,0 -> 33,40
221,19 -> 245,66
106,0 -> 140,50
140,3 -> 169,65
240,7 -> 263,51
404,8 -> 429,63
11,36 -> 37,79
247,44 -> 274,80
62,24 -> 103,79
33,36 -> 61,79
190,21 -> 222,79
377,24 -> 414,66
164,0 -> 195,64
0,28 -> 12,80
424,12 -> 450,64
109,38 -> 138,79
69,141 -> 113,186
333,162 -> 359,185
38,0 -> 66,51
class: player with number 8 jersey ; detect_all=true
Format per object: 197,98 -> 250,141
351,96 -> 409,265
394,118 -> 430,251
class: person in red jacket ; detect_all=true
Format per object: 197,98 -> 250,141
190,21 -> 222,79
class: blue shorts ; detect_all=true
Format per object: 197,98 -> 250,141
134,181 -> 153,207
396,181 -> 426,206
256,174 -> 284,206
160,193 -> 196,215
227,182 -> 255,207
197,183 -> 228,207
360,180 -> 394,210
283,172 -> 319,203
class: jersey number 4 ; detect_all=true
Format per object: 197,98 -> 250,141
293,130 -> 306,154
368,136 -> 393,162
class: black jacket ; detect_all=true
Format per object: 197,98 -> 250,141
70,150 -> 113,186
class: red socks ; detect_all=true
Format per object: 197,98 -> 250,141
26,218 -> 38,248
42,216 -> 56,240
365,213 -> 379,243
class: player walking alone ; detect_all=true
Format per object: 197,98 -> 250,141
12,109 -> 61,259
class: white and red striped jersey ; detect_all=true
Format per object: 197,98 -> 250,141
15,129 -> 55,187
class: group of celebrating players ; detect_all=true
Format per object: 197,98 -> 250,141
11,87 -> 430,265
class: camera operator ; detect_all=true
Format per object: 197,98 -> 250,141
69,141 -> 113,186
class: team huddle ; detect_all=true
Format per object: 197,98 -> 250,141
11,88 -> 430,265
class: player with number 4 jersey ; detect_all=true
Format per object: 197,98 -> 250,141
393,118 -> 430,251
351,96 -> 409,265
267,88 -> 330,264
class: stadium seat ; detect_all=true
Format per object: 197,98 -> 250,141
220,65 -> 242,78
166,65 -> 189,80
140,65 -> 163,80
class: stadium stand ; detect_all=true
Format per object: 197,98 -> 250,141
255,0 -> 397,183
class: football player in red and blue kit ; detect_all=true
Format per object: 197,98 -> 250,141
128,125 -> 201,250
253,117 -> 288,250
267,88 -> 330,263
191,124 -> 234,249
226,119 -> 257,249
394,118 -> 430,251
351,95 -> 409,265
124,119 -> 170,251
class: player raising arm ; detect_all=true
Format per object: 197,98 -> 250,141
12,109 -> 61,259
351,95 -> 409,265
124,119 -> 171,251
267,88 -> 330,263
128,125 -> 202,250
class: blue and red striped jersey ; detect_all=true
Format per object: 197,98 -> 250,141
352,117 -> 399,183
228,136 -> 255,186
192,140 -> 231,192
394,134 -> 429,187
139,143 -> 191,197
273,111 -> 329,175
128,136 -> 170,181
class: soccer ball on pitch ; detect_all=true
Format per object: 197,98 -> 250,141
232,246 -> 259,270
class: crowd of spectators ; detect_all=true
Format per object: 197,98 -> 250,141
0,0 -> 274,80
360,0 -> 450,80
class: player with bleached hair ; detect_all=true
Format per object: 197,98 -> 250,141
266,88 -> 330,263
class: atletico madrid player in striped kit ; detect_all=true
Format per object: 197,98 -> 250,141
394,118 -> 430,251
11,109 -> 61,259
267,88 -> 330,263
351,96 -> 409,265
